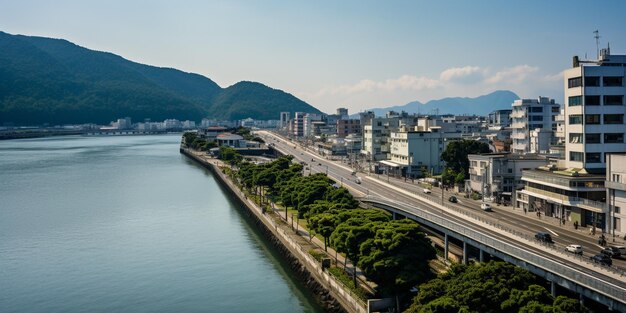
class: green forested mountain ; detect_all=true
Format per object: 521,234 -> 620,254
0,31 -> 320,125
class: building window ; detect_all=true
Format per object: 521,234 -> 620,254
616,207 -> 621,214
604,95 -> 624,105
586,153 -> 602,163
530,115 -> 543,121
568,77 -> 582,88
569,133 -> 583,143
585,133 -> 601,143
551,106 -> 560,113
604,114 -> 624,124
570,151 -> 584,162
568,96 -> 582,106
585,95 -> 600,106
585,76 -> 600,86
569,115 -> 582,124
603,76 -> 623,87
585,114 -> 600,124
530,107 -> 543,113
604,133 -> 624,143
612,174 -> 621,183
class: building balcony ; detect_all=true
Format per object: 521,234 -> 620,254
522,186 -> 607,212
607,180 -> 626,192
521,170 -> 605,190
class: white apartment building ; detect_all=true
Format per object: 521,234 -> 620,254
511,97 -> 560,154
468,153 -> 548,203
293,112 -> 305,137
606,154 -> 626,237
303,113 -> 324,137
362,117 -> 400,161
564,47 -> 626,174
388,127 -> 463,177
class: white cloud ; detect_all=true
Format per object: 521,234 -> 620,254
302,64 -> 563,113
439,66 -> 484,82
315,75 -> 440,97
484,65 -> 538,84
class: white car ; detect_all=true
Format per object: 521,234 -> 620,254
481,203 -> 492,212
422,188 -> 431,194
565,244 -> 583,255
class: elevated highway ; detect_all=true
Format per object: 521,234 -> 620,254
259,130 -> 626,311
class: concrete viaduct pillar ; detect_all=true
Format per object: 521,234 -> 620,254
444,233 -> 449,263
462,241 -> 468,264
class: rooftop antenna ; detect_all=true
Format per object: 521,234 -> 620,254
594,30 -> 600,59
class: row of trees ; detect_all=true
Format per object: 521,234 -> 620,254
406,261 -> 588,313
231,155 -> 436,299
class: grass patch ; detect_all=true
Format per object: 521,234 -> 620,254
328,266 -> 370,301
309,249 -> 326,262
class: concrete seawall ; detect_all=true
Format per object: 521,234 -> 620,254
180,147 -> 367,313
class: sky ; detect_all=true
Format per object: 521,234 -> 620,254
2,0 -> 626,114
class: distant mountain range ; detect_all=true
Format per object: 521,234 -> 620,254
0,31 -> 321,125
360,90 -> 520,117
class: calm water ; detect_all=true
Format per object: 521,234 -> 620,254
0,135 -> 323,313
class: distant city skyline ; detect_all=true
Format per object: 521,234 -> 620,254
2,0 -> 625,113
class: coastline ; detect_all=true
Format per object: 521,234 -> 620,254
180,147 -> 367,313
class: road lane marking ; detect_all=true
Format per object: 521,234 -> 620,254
543,227 -> 559,237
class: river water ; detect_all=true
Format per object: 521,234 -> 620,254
0,134 -> 323,313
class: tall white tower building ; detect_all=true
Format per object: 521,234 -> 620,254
564,46 -> 626,173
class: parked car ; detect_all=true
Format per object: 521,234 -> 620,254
535,232 -> 553,243
448,196 -> 458,203
565,244 -> 583,255
590,254 -> 612,266
601,246 -> 622,258
481,203 -> 492,212
423,188 -> 431,194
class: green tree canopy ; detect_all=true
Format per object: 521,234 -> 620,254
441,140 -> 490,174
358,219 -> 435,296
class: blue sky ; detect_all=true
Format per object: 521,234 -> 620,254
1,0 -> 626,113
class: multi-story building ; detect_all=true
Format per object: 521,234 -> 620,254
468,153 -> 548,203
606,154 -> 626,237
303,113 -> 324,137
517,167 -> 606,228
387,127 -> 463,177
293,112 -> 305,137
564,47 -> 626,173
361,117 -> 400,161
488,109 -> 512,128
511,97 -> 560,154
336,108 -> 349,120
337,119 -> 361,137
280,112 -> 290,129
514,49 -> 626,230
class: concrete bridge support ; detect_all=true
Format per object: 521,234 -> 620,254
444,233 -> 449,263
462,241 -> 468,265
